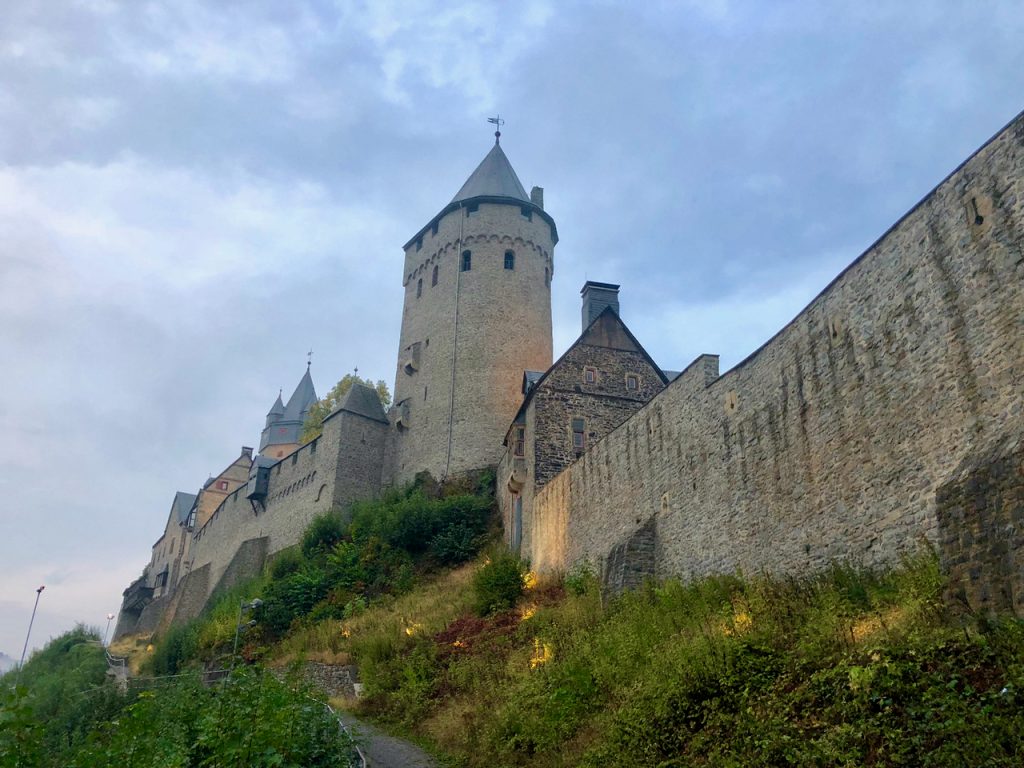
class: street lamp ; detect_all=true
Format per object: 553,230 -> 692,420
15,585 -> 45,687
232,598 -> 263,661
103,613 -> 116,646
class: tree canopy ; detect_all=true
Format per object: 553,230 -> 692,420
301,374 -> 391,444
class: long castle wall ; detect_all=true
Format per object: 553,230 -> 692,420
529,113 -> 1024,613
180,408 -> 387,613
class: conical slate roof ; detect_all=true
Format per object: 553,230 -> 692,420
267,393 -> 285,417
451,142 -> 529,203
282,366 -> 317,422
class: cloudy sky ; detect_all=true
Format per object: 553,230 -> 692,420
1,0 -> 1021,657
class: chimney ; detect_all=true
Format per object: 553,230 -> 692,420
530,186 -> 544,210
241,446 -> 254,459
581,281 -> 620,331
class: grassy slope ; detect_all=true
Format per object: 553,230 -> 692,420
306,553 -> 1023,767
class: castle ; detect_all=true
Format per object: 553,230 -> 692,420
116,112 -> 1024,638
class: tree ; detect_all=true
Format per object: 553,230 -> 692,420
301,374 -> 391,443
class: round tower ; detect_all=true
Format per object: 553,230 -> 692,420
387,134 -> 557,484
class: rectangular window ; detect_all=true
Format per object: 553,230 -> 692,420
291,453 -> 298,466
466,202 -> 479,215
217,480 -> 228,490
584,367 -> 596,384
416,278 -> 422,298
415,237 -> 422,251
431,264 -> 438,286
504,250 -> 515,270
544,267 -> 550,287
626,374 -> 639,391
571,418 -> 586,451
431,221 -> 439,236
461,250 -> 472,272
310,439 -> 317,455
513,426 -> 525,457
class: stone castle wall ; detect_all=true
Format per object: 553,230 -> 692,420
387,200 -> 555,485
179,409 -> 387,613
528,113 -> 1024,605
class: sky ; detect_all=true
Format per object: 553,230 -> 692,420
1,0 -> 1022,658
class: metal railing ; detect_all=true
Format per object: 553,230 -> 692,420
320,698 -> 368,768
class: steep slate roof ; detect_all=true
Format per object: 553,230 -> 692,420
267,393 -> 285,417
282,366 -> 317,422
171,491 -> 197,525
451,141 -> 530,203
327,382 -> 388,424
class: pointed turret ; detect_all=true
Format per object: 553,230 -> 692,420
259,364 -> 319,458
265,392 -> 285,428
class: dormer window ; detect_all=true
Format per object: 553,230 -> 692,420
504,250 -> 515,270
461,250 -> 472,272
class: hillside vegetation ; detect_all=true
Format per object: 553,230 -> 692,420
7,473 -> 1023,767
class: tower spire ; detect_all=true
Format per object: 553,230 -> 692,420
487,114 -> 504,144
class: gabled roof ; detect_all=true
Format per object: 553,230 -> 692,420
282,366 -> 317,422
171,491 -> 197,525
504,306 -> 669,442
451,141 -> 530,203
326,382 -> 388,424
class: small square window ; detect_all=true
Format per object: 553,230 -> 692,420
217,480 -> 228,491
626,374 -> 639,391
584,367 -> 596,384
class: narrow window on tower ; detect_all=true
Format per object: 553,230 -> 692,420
514,426 -> 525,457
571,418 -> 586,454
461,250 -> 472,272
417,278 -> 422,298
544,267 -> 550,287
431,221 -> 439,236
504,250 -> 515,270
431,264 -> 438,286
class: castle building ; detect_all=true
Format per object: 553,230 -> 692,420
260,365 -> 318,459
384,131 -> 558,485
498,283 -> 673,555
117,113 -> 1024,639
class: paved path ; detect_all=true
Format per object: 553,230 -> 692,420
338,712 -> 439,768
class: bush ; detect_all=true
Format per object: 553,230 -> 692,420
301,513 -> 345,559
268,547 -> 303,580
148,621 -> 200,675
256,567 -> 331,636
473,553 -> 526,615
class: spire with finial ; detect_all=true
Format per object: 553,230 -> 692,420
488,114 -> 504,144
307,347 -> 313,368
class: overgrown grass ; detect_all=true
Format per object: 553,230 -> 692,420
335,551 -> 1024,767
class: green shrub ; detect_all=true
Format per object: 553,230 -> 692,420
301,512 -> 345,559
257,567 -> 331,636
148,621 -> 200,675
473,552 -> 525,615
268,547 -> 304,580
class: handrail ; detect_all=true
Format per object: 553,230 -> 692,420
322,699 -> 367,768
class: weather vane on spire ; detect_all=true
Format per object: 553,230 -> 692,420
307,348 -> 313,368
488,114 -> 504,144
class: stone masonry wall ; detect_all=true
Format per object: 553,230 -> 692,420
937,432 -> 1024,617
529,114 -> 1024,598
179,407 -> 388,613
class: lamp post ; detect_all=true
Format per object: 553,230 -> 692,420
232,598 -> 263,663
15,585 -> 45,687
103,613 -> 116,646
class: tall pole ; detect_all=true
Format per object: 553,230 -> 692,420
103,613 -> 115,646
16,585 -> 45,687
